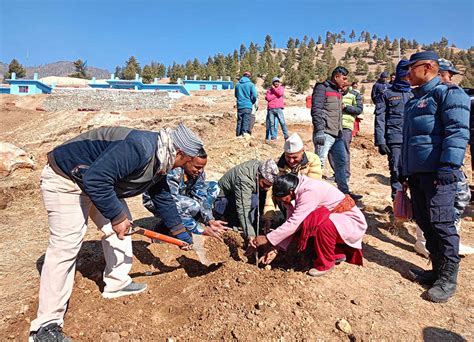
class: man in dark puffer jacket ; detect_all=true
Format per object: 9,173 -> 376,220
400,51 -> 470,304
374,59 -> 413,199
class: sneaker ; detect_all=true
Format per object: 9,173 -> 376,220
30,323 -> 71,342
459,242 -> 474,256
102,282 -> 147,299
348,192 -> 363,201
308,267 -> 334,277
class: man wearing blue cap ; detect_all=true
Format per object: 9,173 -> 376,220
374,60 -> 412,199
371,71 -> 389,106
438,58 -> 460,84
400,51 -> 470,303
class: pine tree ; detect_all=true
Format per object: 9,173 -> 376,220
344,47 -> 353,60
308,38 -> 316,52
69,59 -> 89,79
460,66 -> 474,87
295,38 -> 300,48
384,35 -> 391,52
364,32 -> 371,43
349,30 -> 356,42
5,58 -> 26,79
287,37 -> 295,50
239,44 -> 247,60
123,56 -> 141,80
142,62 -> 166,83
317,35 -> 322,45
375,65 -> 382,77
400,38 -> 409,55
355,58 -> 369,75
353,47 -> 362,59
391,39 -> 399,54
114,66 -> 123,79
366,71 -> 375,82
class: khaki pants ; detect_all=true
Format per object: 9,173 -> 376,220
30,165 -> 133,332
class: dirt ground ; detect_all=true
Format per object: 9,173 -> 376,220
0,91 -> 473,341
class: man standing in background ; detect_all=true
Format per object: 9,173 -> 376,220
235,71 -> 258,139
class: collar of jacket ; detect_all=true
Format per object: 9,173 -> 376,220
325,79 -> 339,90
277,152 -> 309,170
413,76 -> 441,98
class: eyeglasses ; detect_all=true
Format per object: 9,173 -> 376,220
409,63 -> 429,71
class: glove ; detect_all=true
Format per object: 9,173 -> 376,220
378,144 -> 391,156
437,167 -> 458,185
313,131 -> 326,146
174,230 -> 193,245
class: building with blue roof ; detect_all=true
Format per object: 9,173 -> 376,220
89,74 -> 191,95
183,76 -> 234,91
4,72 -> 53,95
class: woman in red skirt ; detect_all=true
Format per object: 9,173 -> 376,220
249,174 -> 367,276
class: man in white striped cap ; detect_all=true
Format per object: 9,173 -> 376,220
30,123 -> 203,341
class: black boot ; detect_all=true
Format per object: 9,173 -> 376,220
408,254 -> 443,285
426,261 -> 459,303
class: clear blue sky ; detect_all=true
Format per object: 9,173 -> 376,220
0,0 -> 473,71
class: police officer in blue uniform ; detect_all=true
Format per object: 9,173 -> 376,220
374,60 -> 412,199
401,51 -> 470,303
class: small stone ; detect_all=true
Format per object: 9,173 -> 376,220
258,321 -> 264,328
9,335 -> 15,339
268,301 -> 277,308
351,299 -> 360,305
166,338 -> 175,342
84,290 -> 91,294
145,271 -> 152,276
264,265 -> 272,270
120,331 -> 129,337
256,301 -> 264,310
336,318 -> 352,334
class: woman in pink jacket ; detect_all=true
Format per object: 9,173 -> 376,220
265,77 -> 289,144
249,174 -> 367,277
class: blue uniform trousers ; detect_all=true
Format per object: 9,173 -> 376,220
408,172 -> 461,263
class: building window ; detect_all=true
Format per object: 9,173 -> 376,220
199,85 -> 206,90
19,86 -> 29,93
212,85 -> 217,90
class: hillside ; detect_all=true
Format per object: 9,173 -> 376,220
0,61 -> 110,79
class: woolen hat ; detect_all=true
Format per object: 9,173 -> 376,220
171,123 -> 203,157
380,71 -> 389,78
258,159 -> 279,183
396,60 -> 410,78
438,58 -> 460,74
284,133 -> 304,153
403,51 -> 439,68
272,77 -> 280,83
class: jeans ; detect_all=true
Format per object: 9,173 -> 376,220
314,132 -> 336,168
236,108 -> 252,136
329,137 -> 350,194
329,128 -> 352,180
265,108 -> 289,140
409,172 -> 461,263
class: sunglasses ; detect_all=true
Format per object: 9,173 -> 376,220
409,63 -> 429,71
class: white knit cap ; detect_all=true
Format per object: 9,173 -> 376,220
284,133 -> 304,153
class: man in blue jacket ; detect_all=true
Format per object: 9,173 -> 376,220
401,51 -> 470,303
371,71 -> 389,106
30,124 -> 203,341
235,71 -> 258,138
374,60 -> 412,199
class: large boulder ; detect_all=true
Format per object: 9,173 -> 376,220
0,142 -> 35,177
